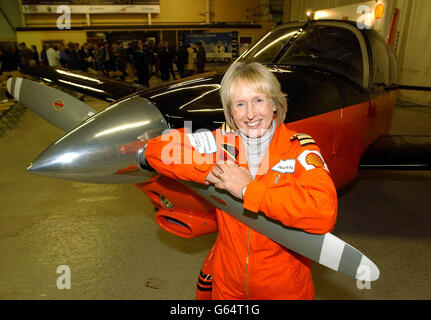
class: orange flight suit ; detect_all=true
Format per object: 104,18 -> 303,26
145,123 -> 337,299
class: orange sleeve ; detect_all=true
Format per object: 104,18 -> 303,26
243,143 -> 337,234
145,128 -> 217,184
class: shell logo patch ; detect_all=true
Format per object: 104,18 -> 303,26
306,152 -> 324,168
297,150 -> 329,172
53,99 -> 64,110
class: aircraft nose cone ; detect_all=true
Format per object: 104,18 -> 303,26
27,151 -> 81,172
28,96 -> 168,184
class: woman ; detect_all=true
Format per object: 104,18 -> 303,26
144,62 -> 337,299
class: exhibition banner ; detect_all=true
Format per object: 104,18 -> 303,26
184,33 -> 236,60
22,0 -> 160,14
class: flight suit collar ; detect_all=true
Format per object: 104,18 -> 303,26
237,122 -> 290,180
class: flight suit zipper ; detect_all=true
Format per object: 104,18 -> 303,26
245,228 -> 250,299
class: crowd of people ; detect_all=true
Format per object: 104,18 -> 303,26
0,39 -> 207,86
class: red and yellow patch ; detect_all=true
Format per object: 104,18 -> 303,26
305,152 -> 324,168
220,143 -> 239,163
53,99 -> 64,110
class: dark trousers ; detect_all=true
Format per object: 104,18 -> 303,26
168,63 -> 176,80
176,62 -> 186,78
136,65 -> 150,86
197,61 -> 205,74
160,64 -> 170,81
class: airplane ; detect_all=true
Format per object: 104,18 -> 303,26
6,19 -> 431,299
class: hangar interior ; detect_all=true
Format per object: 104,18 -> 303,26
0,0 -> 430,300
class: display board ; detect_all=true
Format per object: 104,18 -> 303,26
184,32 -> 239,61
22,0 -> 160,14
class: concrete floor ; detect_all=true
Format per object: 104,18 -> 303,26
0,71 -> 430,300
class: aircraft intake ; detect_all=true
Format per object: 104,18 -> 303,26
27,96 -> 168,184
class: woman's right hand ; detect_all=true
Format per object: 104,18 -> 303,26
205,168 -> 222,184
211,163 -> 252,199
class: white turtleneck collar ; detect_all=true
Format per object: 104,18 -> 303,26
238,120 -> 276,179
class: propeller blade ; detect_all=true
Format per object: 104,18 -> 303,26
182,181 -> 380,282
6,77 -> 96,131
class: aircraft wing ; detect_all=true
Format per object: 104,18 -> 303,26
360,84 -> 431,171
21,65 -> 139,102
359,134 -> 431,170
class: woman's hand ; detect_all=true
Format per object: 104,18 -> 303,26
211,163 -> 252,199
205,169 -> 221,184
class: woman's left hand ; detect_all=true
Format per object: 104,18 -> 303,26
212,163 -> 252,199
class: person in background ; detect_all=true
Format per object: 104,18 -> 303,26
142,62 -> 337,300
40,44 -> 48,65
1,44 -> 19,72
79,42 -> 92,71
96,43 -> 105,72
112,42 -> 120,72
118,42 -> 130,80
46,44 -> 61,67
91,43 -> 99,70
148,39 -> 158,77
18,42 -> 34,68
97,42 -> 114,75
104,42 -> 114,75
31,45 -> 40,65
133,39 -> 151,86
112,42 -> 127,80
165,41 -> 177,80
67,42 -> 81,70
176,42 -> 188,78
186,44 -> 195,76
59,44 -> 70,67
158,42 -> 170,81
196,40 -> 206,74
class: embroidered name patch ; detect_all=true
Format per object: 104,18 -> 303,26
297,150 -> 329,172
186,130 -> 217,155
271,159 -> 296,174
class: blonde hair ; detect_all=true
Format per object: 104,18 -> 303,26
219,61 -> 287,131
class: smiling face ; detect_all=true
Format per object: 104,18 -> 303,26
220,62 -> 288,134
230,79 -> 275,138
